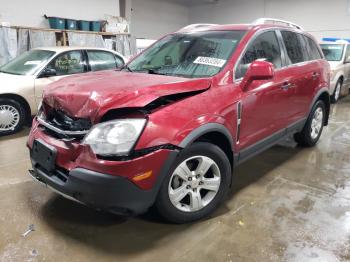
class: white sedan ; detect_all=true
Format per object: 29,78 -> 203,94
0,47 -> 125,135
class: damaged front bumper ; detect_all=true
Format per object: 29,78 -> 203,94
27,118 -> 180,215
28,166 -> 161,215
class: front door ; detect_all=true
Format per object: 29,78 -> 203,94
235,30 -> 292,150
343,45 -> 350,91
34,50 -> 87,106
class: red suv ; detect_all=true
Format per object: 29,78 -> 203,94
28,19 -> 330,223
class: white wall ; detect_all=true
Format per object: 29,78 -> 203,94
0,0 -> 120,28
130,0 -> 190,39
189,0 -> 350,40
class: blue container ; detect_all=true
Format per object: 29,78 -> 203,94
77,20 -> 90,31
90,21 -> 101,32
66,19 -> 77,30
47,17 -> 65,30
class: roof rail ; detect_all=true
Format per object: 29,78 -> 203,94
252,18 -> 303,30
179,24 -> 218,31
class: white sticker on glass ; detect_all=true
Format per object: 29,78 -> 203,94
24,61 -> 42,65
193,56 -> 226,68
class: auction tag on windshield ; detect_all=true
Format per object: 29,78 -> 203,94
193,56 -> 226,68
24,61 -> 41,65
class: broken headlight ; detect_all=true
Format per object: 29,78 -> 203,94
82,119 -> 146,156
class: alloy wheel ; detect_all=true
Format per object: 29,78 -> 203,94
168,155 -> 221,212
310,107 -> 323,140
334,82 -> 341,101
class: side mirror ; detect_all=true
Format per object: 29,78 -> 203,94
40,68 -> 57,78
240,60 -> 274,91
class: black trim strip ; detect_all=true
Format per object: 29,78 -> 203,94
236,118 -> 306,165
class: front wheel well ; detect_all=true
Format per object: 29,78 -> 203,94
0,94 -> 32,124
338,75 -> 344,84
193,131 -> 234,170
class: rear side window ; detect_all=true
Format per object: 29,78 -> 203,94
87,51 -> 124,71
304,36 -> 322,60
281,31 -> 306,64
236,31 -> 282,79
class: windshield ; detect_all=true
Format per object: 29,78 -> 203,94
128,31 -> 246,78
0,50 -> 55,75
321,44 -> 344,61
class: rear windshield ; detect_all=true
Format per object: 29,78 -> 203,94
320,44 -> 344,61
128,30 -> 246,78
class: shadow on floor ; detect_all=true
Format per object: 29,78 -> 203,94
0,127 -> 30,140
35,142 -> 301,255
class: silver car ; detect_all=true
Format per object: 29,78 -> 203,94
320,41 -> 350,103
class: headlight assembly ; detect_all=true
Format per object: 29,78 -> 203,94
82,119 -> 147,156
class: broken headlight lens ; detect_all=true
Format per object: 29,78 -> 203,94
82,119 -> 146,156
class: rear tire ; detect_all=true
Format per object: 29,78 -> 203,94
155,142 -> 231,223
0,98 -> 26,136
331,79 -> 342,103
294,100 -> 325,147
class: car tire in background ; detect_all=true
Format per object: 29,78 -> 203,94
156,142 -> 231,224
294,100 -> 326,147
330,78 -> 343,103
0,98 -> 26,136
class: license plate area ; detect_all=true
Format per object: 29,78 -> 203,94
32,139 -> 57,172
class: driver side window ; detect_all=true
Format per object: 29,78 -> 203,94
46,51 -> 85,76
236,31 -> 282,79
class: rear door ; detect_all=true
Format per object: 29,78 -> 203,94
235,30 -> 293,150
279,31 -> 319,122
86,50 -> 124,72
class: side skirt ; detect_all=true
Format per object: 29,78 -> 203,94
234,118 -> 306,166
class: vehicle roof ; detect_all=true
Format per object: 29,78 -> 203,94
33,46 -> 119,53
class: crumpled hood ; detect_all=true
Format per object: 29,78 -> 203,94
43,71 -> 211,122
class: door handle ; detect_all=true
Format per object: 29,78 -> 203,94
312,72 -> 320,80
281,82 -> 292,90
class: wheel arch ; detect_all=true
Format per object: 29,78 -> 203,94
312,89 -> 330,126
179,123 -> 234,170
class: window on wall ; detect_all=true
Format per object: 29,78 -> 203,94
281,31 -> 306,64
235,31 -> 282,79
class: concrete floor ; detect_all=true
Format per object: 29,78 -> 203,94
1,98 -> 350,262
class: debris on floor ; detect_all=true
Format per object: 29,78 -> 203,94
22,224 -> 35,237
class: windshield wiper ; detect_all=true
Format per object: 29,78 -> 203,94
147,69 -> 168,75
121,64 -> 133,72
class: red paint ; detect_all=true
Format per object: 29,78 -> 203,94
28,23 -> 330,190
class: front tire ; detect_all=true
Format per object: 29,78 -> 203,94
331,79 -> 342,103
156,142 -> 231,223
0,98 -> 26,136
294,100 -> 325,147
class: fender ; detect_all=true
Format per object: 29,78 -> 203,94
179,122 -> 234,149
308,87 -> 330,125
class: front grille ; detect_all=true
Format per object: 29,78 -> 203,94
34,163 -> 69,183
45,108 -> 92,132
38,105 -> 91,140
